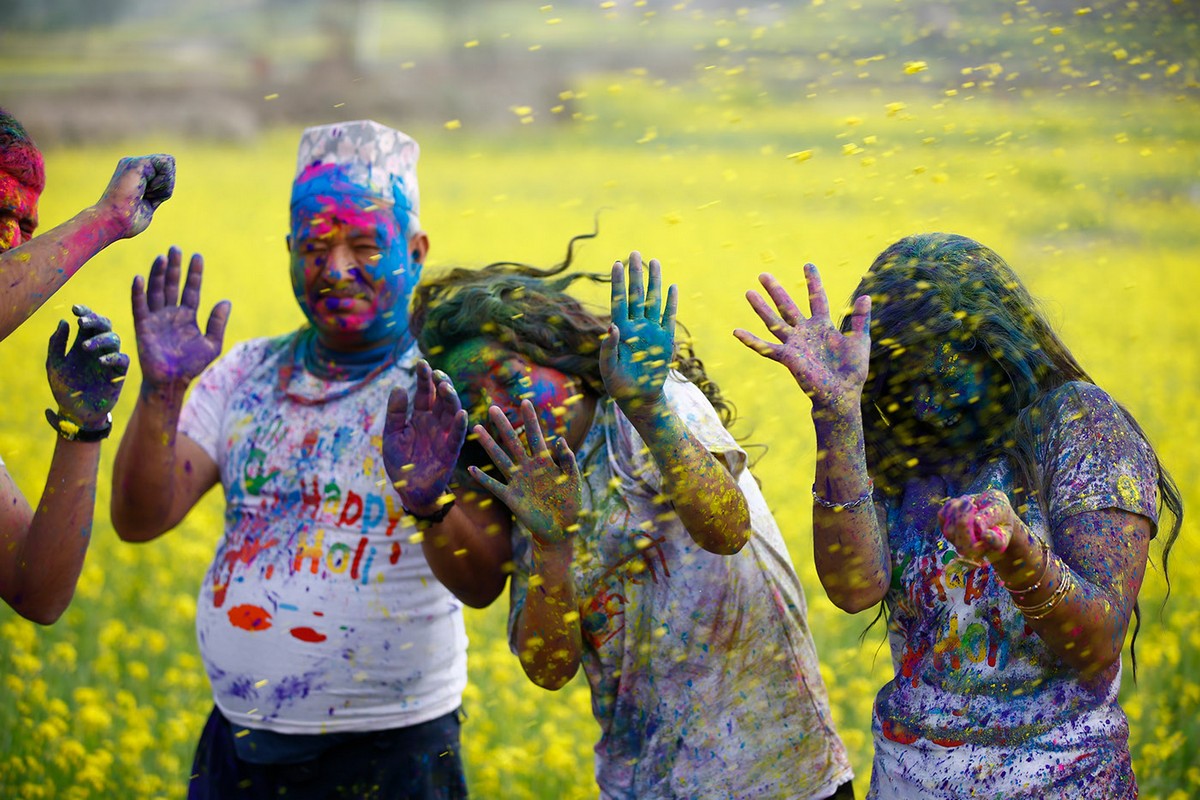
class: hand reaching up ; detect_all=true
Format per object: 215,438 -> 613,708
734,263 -> 871,414
46,305 -> 129,430
97,155 -> 176,240
131,246 -> 230,391
382,360 -> 467,516
468,400 -> 582,547
600,251 -> 677,422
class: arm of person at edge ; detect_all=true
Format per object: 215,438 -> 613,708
111,247 -> 229,542
469,401 -> 583,690
602,253 -> 750,556
0,155 -> 175,344
381,360 -> 513,609
734,263 -> 889,612
0,306 -> 129,623
940,489 -> 1151,676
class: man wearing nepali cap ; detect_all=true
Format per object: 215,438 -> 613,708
112,121 -> 482,798
0,108 -> 172,624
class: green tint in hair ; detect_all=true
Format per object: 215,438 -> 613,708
412,229 -> 736,428
843,232 -> 1183,669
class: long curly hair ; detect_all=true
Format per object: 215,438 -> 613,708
411,229 -> 735,428
843,232 -> 1183,664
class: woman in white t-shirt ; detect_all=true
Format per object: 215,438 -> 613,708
382,249 -> 854,800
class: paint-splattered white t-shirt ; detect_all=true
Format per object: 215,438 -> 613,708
508,375 -> 853,800
180,334 -> 467,735
870,382 -> 1158,799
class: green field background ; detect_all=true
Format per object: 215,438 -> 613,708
1,3 -> 1199,798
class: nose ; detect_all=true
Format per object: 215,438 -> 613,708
319,243 -> 360,284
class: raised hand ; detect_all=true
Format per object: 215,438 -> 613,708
468,400 -> 582,546
46,305 -> 130,429
600,251 -> 677,420
132,246 -> 230,390
96,155 -> 176,240
938,488 -> 1018,565
382,361 -> 468,515
734,263 -> 871,412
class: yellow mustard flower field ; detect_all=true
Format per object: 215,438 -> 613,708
1,70 -> 1197,799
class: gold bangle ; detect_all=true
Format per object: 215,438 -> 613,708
1013,564 -> 1075,620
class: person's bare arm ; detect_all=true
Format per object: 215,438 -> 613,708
736,264 -> 889,612
0,443 -> 101,623
415,482 -> 513,609
470,402 -> 583,690
382,364 -> 513,607
0,155 -> 174,343
941,491 -> 1151,676
110,247 -> 229,541
0,304 -> 131,622
603,254 -> 750,555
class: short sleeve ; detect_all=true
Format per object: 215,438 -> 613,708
1038,383 -> 1159,534
178,341 -> 256,464
607,373 -> 746,497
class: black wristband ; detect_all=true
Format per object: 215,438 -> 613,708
403,498 -> 455,524
46,409 -> 112,442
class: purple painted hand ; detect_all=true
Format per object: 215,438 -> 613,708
382,360 -> 468,515
98,155 -> 176,240
46,304 -> 130,428
734,264 -> 871,414
938,488 -> 1017,566
132,246 -> 230,391
468,400 -> 582,546
599,252 -> 678,422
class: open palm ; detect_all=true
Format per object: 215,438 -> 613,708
735,263 -> 871,410
132,246 -> 229,388
382,361 -> 467,514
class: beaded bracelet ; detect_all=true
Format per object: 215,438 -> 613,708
812,478 -> 874,512
1012,564 -> 1075,620
1005,533 -> 1051,595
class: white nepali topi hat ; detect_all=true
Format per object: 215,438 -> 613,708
291,120 -> 420,231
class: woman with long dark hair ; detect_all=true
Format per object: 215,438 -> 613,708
736,232 -> 1182,798
382,248 -> 854,799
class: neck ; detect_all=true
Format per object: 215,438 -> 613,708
300,328 -> 410,381
563,392 -> 599,451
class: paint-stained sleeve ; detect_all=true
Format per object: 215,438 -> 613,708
1038,382 -> 1159,535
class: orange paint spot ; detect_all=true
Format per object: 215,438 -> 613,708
265,564 -> 274,579
228,604 -> 272,631
290,626 -> 327,643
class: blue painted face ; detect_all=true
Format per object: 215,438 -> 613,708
289,166 -> 420,351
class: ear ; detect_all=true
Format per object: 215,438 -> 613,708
408,232 -> 430,266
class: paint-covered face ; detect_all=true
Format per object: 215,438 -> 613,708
0,169 -> 40,253
289,184 -> 419,352
911,342 -> 994,429
883,339 -> 1011,460
439,338 -> 589,447
289,163 -> 422,350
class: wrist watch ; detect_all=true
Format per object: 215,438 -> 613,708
45,409 -> 113,442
